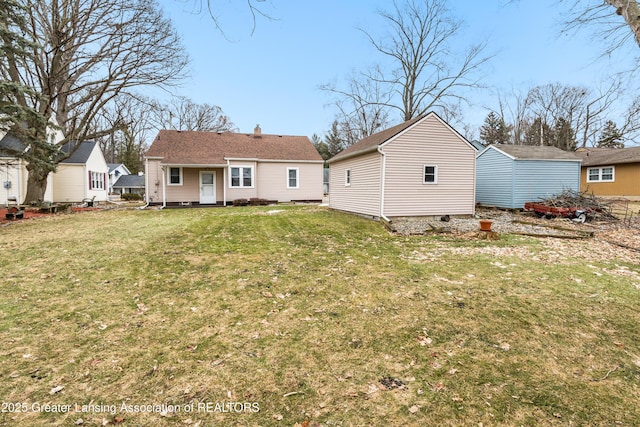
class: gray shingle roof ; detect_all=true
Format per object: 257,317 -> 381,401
113,174 -> 145,188
0,132 -> 28,156
490,144 -> 582,161
60,141 -> 98,163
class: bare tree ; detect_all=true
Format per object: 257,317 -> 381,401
93,95 -> 160,174
152,96 -> 236,132
321,67 -> 393,146
620,96 -> 640,142
562,0 -> 640,52
1,0 -> 188,202
494,88 -> 531,145
362,0 -> 492,121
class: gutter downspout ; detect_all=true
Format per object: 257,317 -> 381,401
161,165 -> 166,209
377,146 -> 390,222
17,161 -> 22,207
226,159 -> 230,206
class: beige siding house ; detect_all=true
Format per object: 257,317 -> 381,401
328,113 -> 476,219
144,126 -> 324,206
53,141 -> 109,203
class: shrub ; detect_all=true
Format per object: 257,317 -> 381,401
121,193 -> 143,201
233,198 -> 249,206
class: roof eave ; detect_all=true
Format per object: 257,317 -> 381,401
328,145 -> 380,163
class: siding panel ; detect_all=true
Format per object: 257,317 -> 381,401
329,152 -> 382,217
382,115 -> 476,217
513,160 -> 581,207
476,148 -> 514,208
256,162 -> 323,202
580,163 -> 640,196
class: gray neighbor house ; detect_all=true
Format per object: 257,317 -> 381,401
476,144 -> 582,209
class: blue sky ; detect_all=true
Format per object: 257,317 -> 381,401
157,0 -> 636,140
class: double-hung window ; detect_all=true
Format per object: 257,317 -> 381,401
168,167 -> 182,185
287,167 -> 299,189
89,171 -> 105,190
586,166 -> 614,183
345,169 -> 351,186
423,165 -> 438,184
230,166 -> 253,188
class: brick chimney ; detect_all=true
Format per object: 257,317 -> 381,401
254,124 -> 262,138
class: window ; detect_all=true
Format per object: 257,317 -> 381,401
89,171 -> 105,190
230,166 -> 253,188
168,167 -> 182,185
587,166 -> 615,183
345,169 -> 351,186
287,168 -> 299,189
423,165 -> 438,184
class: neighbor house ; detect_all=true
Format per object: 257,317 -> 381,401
108,163 -> 131,194
476,144 -> 582,209
577,146 -> 640,198
0,124 -> 62,205
113,173 -> 145,196
52,140 -> 109,203
328,113 -> 476,219
144,126 -> 324,206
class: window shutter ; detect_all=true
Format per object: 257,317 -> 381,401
103,173 -> 107,191
88,170 -> 93,190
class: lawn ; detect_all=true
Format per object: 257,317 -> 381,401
0,205 -> 638,426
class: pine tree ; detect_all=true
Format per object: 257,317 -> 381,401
479,112 -> 511,145
597,120 -> 624,148
523,117 -> 553,146
551,117 -> 576,151
0,0 -> 58,202
311,133 -> 330,161
325,120 -> 344,158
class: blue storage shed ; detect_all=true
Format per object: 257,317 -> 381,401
476,145 -> 582,209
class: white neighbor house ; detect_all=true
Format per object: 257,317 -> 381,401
52,141 -> 109,203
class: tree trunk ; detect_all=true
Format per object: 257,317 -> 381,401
606,0 -> 640,48
23,164 -> 50,204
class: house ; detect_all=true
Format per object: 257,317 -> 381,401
328,113 -> 476,220
0,127 -> 60,205
577,146 -> 640,198
108,163 -> 131,194
113,174 -> 145,196
476,144 -> 582,209
144,126 -> 324,207
52,141 -> 109,203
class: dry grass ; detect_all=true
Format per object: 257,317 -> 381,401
0,205 -> 639,426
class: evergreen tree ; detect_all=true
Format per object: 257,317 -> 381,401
0,0 -> 56,177
597,120 -> 624,148
523,117 -> 553,146
311,133 -> 330,161
551,117 -> 577,151
479,112 -> 511,145
325,120 -> 344,158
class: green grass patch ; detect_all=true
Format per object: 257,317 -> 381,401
0,205 -> 638,426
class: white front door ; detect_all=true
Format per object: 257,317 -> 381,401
199,171 -> 216,204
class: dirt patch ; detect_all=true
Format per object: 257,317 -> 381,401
390,208 -> 640,263
0,206 -> 100,226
